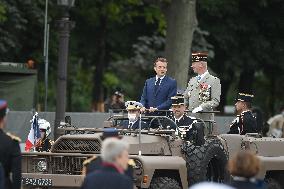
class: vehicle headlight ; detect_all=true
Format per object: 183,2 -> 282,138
133,159 -> 143,177
35,159 -> 47,172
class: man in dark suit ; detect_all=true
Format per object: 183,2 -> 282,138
81,139 -> 133,189
0,100 -> 21,189
140,57 -> 177,115
120,101 -> 147,130
228,93 -> 258,135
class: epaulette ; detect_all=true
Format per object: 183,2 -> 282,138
128,159 -> 136,166
6,132 -> 21,142
83,156 -> 97,166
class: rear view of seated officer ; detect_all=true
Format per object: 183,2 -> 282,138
120,101 -> 147,130
228,93 -> 257,135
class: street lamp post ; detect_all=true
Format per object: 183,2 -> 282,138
54,0 -> 75,140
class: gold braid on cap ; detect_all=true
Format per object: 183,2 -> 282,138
238,93 -> 254,97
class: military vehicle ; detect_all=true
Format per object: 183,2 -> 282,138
21,115 -> 284,189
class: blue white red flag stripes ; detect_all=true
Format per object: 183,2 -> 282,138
25,112 -> 41,151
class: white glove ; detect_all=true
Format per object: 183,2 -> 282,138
192,106 -> 203,113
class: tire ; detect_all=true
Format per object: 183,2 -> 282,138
182,137 -> 229,186
265,177 -> 282,189
149,177 -> 181,189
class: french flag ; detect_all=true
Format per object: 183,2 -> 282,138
25,113 -> 41,151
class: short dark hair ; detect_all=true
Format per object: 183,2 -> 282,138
154,57 -> 168,66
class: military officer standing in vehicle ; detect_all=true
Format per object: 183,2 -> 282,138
184,52 -> 221,121
0,100 -> 21,189
228,93 -> 257,135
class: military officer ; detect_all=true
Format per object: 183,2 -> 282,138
167,95 -> 195,129
35,119 -> 53,152
228,93 -> 257,135
0,100 -> 21,189
120,101 -> 147,130
184,52 -> 221,121
82,128 -> 135,180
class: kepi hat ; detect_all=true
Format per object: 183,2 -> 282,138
100,128 -> 122,140
235,93 -> 254,103
192,52 -> 208,63
171,95 -> 185,106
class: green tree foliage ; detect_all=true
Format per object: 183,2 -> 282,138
197,0 -> 284,114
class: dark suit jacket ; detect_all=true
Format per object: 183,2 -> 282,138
81,164 -> 133,189
230,180 -> 265,189
140,76 -> 177,110
0,129 -> 21,189
120,120 -> 147,130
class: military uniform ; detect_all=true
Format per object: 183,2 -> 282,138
0,130 -> 21,189
82,156 -> 135,179
35,138 -> 53,152
228,110 -> 257,135
184,52 -> 221,122
228,93 -> 257,135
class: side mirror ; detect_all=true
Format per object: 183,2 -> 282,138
187,122 -> 205,146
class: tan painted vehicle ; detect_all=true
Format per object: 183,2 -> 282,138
21,115 -> 284,189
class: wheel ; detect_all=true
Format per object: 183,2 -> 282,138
182,138 -> 229,186
265,177 -> 282,189
149,177 -> 181,189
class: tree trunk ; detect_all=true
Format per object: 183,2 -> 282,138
92,16 -> 107,112
165,0 -> 197,89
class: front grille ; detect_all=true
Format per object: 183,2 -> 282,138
27,155 -> 88,175
50,156 -> 87,175
52,138 -> 101,153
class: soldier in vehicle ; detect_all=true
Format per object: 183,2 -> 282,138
0,100 -> 21,189
228,93 -> 257,135
163,94 -> 196,130
82,128 -> 135,180
35,119 -> 53,152
120,101 -> 147,130
184,52 -> 221,116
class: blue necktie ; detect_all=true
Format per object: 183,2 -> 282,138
155,78 -> 161,92
197,75 -> 201,82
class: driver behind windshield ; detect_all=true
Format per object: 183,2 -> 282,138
168,95 -> 196,129
120,101 -> 147,130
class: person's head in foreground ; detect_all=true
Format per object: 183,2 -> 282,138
0,100 -> 8,129
190,182 -> 234,189
101,138 -> 129,171
171,95 -> 186,119
228,150 -> 260,179
191,52 -> 208,75
125,101 -> 143,122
